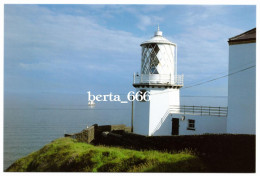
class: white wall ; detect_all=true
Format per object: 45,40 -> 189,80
133,88 -> 180,136
133,99 -> 150,135
227,43 -> 256,134
153,113 -> 227,136
134,87 -> 228,136
149,89 -> 180,135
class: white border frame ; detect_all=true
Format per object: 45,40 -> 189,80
0,0 -> 258,175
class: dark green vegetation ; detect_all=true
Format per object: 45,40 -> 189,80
94,132 -> 256,172
6,137 -> 205,172
6,133 -> 255,172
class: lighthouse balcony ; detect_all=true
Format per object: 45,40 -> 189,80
133,73 -> 183,88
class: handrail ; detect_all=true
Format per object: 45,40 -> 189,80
170,105 -> 228,117
133,73 -> 184,86
150,108 -> 171,136
151,105 -> 228,136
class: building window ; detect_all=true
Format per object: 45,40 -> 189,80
187,119 -> 195,130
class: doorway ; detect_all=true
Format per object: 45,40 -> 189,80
172,118 -> 179,135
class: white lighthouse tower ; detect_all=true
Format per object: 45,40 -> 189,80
133,27 -> 183,136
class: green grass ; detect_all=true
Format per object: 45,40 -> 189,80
6,137 -> 205,172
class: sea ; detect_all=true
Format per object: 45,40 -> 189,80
4,92 -> 227,170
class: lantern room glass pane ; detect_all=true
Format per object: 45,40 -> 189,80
141,44 -> 160,74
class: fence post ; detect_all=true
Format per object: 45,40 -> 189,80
226,107 -> 228,117
184,105 -> 185,115
219,107 -> 220,116
193,106 -> 194,114
201,106 -> 202,116
209,106 -> 211,116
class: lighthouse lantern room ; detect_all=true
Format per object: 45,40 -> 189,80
133,27 -> 183,136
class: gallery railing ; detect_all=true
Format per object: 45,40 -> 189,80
133,73 -> 184,86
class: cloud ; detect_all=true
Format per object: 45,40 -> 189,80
169,22 -> 244,87
4,5 -> 146,93
85,63 -> 122,72
5,5 -> 143,74
104,5 -> 164,31
137,15 -> 152,30
137,15 -> 163,31
178,6 -> 229,26
4,5 -> 256,95
19,62 -> 51,70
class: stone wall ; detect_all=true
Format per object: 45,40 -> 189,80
64,124 -> 131,143
64,125 -> 95,143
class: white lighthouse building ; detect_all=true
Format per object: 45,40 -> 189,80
131,27 -> 256,136
133,27 -> 183,136
132,27 -> 228,136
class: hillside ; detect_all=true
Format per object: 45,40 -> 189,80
6,137 -> 205,172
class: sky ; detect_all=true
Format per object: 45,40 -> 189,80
4,5 -> 256,97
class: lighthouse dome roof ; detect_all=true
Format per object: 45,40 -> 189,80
141,28 -> 176,46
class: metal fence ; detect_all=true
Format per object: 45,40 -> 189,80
133,73 -> 184,86
170,105 -> 228,117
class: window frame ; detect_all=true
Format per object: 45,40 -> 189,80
187,119 -> 195,130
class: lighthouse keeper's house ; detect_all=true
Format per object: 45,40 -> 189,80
227,28 -> 256,135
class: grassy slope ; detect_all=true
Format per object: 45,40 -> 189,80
6,137 -> 205,172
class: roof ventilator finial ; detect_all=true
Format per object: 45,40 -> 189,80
155,24 -> 162,36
